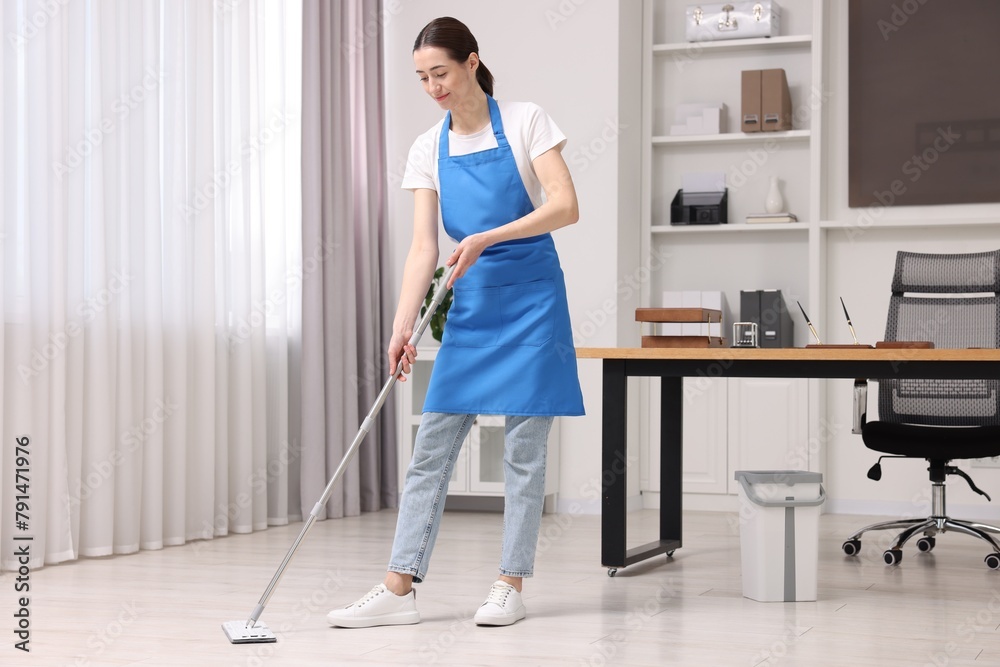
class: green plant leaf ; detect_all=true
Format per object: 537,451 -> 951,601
420,266 -> 452,343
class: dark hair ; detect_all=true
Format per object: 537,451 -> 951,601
413,17 -> 494,97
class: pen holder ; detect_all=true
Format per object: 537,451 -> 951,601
874,341 -> 935,349
732,322 -> 758,348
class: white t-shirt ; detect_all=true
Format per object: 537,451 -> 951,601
401,100 -> 566,210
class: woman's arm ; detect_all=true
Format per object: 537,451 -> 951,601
389,188 -> 440,380
444,147 -> 579,287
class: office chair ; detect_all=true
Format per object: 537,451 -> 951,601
842,249 -> 1000,569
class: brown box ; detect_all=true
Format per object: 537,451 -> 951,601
741,69 -> 762,133
761,68 -> 792,132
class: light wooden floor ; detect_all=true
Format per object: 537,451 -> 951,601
9,508 -> 1000,666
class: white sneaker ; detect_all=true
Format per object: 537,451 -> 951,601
326,583 -> 420,628
473,581 -> 526,626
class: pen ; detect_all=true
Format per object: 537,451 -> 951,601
840,297 -> 861,345
796,301 -> 822,345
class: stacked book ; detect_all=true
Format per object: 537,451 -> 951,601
746,212 -> 797,224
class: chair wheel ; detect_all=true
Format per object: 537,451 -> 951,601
607,568 -> 618,578
842,539 -> 861,557
985,553 -> 1000,570
883,549 -> 903,566
916,536 -> 936,553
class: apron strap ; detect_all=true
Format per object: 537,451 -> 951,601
438,96 -> 508,161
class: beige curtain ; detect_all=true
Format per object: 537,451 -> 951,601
299,0 -> 397,520
0,0 -> 302,570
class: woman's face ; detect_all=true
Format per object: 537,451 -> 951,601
413,46 -> 479,112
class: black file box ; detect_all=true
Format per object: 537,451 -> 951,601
739,289 -> 794,347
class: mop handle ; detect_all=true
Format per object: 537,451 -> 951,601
396,263 -> 458,373
245,263 -> 457,629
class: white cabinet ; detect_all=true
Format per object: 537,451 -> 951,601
397,347 -> 560,510
726,378 -> 810,493
640,0 -> 825,505
646,377 -> 811,503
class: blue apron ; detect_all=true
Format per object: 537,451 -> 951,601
422,96 -> 584,416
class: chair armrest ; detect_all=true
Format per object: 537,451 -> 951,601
852,379 -> 868,435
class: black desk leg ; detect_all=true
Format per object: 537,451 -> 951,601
601,360 -> 627,568
660,376 -> 683,550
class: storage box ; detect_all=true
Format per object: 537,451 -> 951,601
734,470 -> 825,602
742,68 -> 792,133
686,2 -> 782,43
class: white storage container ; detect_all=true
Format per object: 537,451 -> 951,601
734,470 -> 825,602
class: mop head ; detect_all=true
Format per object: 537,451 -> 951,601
222,620 -> 277,644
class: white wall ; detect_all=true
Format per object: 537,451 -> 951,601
383,1 -> 643,511
822,1 -> 1000,519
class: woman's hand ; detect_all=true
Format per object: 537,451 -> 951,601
445,232 -> 490,288
388,329 -> 417,381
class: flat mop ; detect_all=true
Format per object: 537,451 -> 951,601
223,265 -> 456,644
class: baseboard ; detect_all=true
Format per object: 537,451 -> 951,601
554,494 -> 643,516
826,498 -> 1000,523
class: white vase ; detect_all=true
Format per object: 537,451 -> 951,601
765,176 -> 784,214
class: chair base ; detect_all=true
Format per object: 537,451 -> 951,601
844,516 -> 1000,568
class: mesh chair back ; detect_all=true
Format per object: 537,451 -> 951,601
879,250 -> 1000,426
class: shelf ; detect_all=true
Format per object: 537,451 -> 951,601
653,130 -> 810,146
651,223 -> 809,234
819,218 -> 1000,231
652,35 -> 812,54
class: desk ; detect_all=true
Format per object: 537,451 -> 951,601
576,347 -> 1000,576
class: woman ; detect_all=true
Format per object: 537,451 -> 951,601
327,16 -> 584,629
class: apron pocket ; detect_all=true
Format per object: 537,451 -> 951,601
447,287 -> 502,348
497,280 -> 555,347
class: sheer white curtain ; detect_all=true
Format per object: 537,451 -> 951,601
0,0 -> 302,570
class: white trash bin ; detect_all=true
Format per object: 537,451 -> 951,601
734,470 -> 825,602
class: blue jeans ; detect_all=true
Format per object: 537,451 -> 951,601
388,412 -> 553,583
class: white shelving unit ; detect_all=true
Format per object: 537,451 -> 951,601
397,346 -> 560,511
639,0 -> 825,510
630,0 -> 1000,517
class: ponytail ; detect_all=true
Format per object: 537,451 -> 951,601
475,60 -> 494,97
